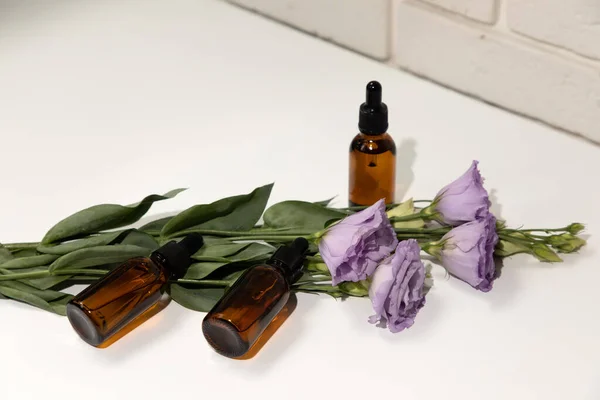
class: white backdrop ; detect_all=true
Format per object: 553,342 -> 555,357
0,1 -> 599,399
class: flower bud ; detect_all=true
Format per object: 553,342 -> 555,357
531,243 -> 563,262
567,223 -> 585,235
386,199 -> 425,229
305,259 -> 330,274
338,281 -> 369,297
548,233 -> 586,253
495,239 -> 529,257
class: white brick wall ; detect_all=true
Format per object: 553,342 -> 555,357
226,0 -> 390,60
507,0 -> 600,60
419,0 -> 498,24
223,0 -> 600,144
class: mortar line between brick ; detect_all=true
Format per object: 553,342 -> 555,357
404,0 -> 600,69
220,0 -> 599,147
221,0 -> 390,62
383,61 -> 600,147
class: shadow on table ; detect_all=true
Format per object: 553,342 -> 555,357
209,292 -> 311,374
86,296 -> 188,363
395,138 -> 417,202
489,188 -> 504,220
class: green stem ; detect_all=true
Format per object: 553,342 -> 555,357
334,203 -> 402,212
169,229 -> 311,240
396,233 -> 444,239
0,268 -> 108,281
191,256 -> 231,263
394,227 -> 451,234
389,214 -> 426,223
502,227 -> 571,234
298,275 -> 332,283
498,233 -> 537,246
225,235 -> 307,242
293,283 -> 338,292
3,242 -> 39,251
172,279 -> 230,287
53,269 -> 108,276
0,270 -> 49,281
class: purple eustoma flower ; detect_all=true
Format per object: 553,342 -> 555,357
430,160 -> 490,226
368,239 -> 427,333
439,213 -> 499,292
319,199 -> 397,285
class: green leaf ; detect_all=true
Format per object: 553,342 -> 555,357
0,245 -> 14,263
12,248 -> 39,258
0,282 -> 73,315
193,242 -> 274,263
42,189 -> 185,244
263,201 -> 347,231
184,262 -> 228,280
228,242 -> 273,262
313,197 -> 336,207
139,217 -> 173,234
0,254 -> 59,270
27,274 -> 72,291
170,285 -> 224,312
37,230 -> 129,255
161,183 -> 274,237
49,245 -> 150,272
0,280 -> 68,302
224,269 -> 246,285
193,242 -> 253,259
119,230 -> 160,251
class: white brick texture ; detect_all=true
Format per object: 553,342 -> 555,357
508,0 -> 600,61
393,1 -> 600,143
225,0 -> 389,60
417,0 -> 497,24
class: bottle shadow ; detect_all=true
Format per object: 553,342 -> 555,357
207,293 -> 307,374
83,295 -> 189,362
234,293 -> 298,360
394,138 -> 417,202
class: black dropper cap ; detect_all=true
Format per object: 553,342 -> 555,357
268,237 -> 309,284
358,80 -> 388,135
151,233 -> 204,279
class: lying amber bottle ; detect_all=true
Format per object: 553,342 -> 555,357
202,237 -> 309,358
66,233 -> 204,347
349,80 -> 396,207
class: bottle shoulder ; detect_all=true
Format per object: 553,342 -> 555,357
350,132 -> 396,155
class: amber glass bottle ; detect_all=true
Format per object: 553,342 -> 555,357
349,81 -> 396,207
66,233 -> 204,347
202,237 -> 309,358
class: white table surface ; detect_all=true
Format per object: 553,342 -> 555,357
1,1 -> 599,399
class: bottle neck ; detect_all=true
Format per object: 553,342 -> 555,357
267,259 -> 303,285
150,252 -> 176,278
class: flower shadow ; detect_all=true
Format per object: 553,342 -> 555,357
340,286 -> 442,341
394,138 -> 417,202
489,188 -> 504,221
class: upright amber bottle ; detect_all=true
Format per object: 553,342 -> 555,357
66,233 -> 204,347
349,81 -> 396,207
202,237 -> 309,358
